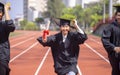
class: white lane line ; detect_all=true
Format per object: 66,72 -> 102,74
77,65 -> 82,75
84,43 -> 110,64
11,37 -> 34,48
89,38 -> 102,45
10,33 -> 35,42
34,48 -> 50,75
11,36 -> 25,42
10,42 -> 38,63
34,48 -> 82,75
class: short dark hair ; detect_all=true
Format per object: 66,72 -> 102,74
0,2 -> 4,15
115,11 -> 120,15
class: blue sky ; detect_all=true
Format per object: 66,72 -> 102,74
8,0 -> 23,19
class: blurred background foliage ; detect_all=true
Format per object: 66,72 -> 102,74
19,0 -> 119,31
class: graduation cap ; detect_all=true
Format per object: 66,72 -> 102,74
51,17 -> 76,28
52,18 -> 71,26
113,5 -> 120,12
0,2 -> 4,13
59,18 -> 71,26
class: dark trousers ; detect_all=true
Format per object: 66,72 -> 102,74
0,62 -> 10,75
57,73 -> 66,75
57,73 -> 77,75
109,55 -> 120,75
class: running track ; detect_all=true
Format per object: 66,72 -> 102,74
9,30 -> 111,75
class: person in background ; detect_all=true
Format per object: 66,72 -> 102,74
101,5 -> 120,75
37,18 -> 87,75
0,2 -> 15,75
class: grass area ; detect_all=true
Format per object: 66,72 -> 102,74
10,32 -> 22,37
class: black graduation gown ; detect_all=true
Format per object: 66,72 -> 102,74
37,31 -> 87,75
0,20 -> 15,63
101,21 -> 120,59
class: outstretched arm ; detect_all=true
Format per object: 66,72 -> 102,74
37,20 -> 56,47
4,3 -> 15,32
37,35 -> 56,47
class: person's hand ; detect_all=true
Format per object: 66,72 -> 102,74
72,19 -> 78,28
42,20 -> 50,43
4,3 -> 11,11
4,3 -> 11,20
42,30 -> 49,43
114,47 -> 120,53
71,19 -> 84,34
42,36 -> 47,43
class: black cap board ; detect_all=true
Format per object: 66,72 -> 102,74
52,17 -> 76,28
59,18 -> 71,26
113,5 -> 120,12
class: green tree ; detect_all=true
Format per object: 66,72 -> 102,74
61,5 -> 83,24
62,8 -> 73,15
72,5 -> 83,19
24,22 -> 39,30
20,19 -> 28,30
45,0 -> 65,18
90,13 -> 102,27
100,0 -> 118,14
60,14 -> 76,20
35,18 -> 44,23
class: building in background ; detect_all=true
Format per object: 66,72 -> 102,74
23,0 -> 101,21
23,0 -> 28,20
62,0 -> 84,8
14,14 -> 24,29
62,0 -> 76,8
23,0 -> 47,21
23,0 -> 86,21
76,0 -> 84,8
62,0 -> 101,8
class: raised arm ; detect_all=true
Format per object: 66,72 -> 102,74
37,35 -> 56,47
4,3 -> 15,32
37,20 -> 56,47
72,19 -> 87,44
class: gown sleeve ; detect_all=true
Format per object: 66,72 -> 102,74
73,31 -> 87,44
3,20 -> 15,32
37,35 -> 56,47
101,25 -> 115,54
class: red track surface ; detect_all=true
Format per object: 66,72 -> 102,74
9,30 -> 111,75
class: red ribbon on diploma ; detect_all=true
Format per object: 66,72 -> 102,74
42,20 -> 50,40
43,30 -> 49,39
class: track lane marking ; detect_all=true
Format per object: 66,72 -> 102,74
10,33 -> 35,42
89,38 -> 102,45
34,48 -> 50,75
11,37 -> 34,48
34,47 -> 82,75
10,42 -> 38,63
84,43 -> 110,64
77,65 -> 82,75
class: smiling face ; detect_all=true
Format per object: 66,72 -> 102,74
60,24 -> 70,36
0,11 -> 3,20
0,3 -> 4,20
115,12 -> 120,24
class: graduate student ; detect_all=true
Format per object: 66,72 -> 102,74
101,5 -> 120,75
0,2 -> 15,75
37,18 -> 87,75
